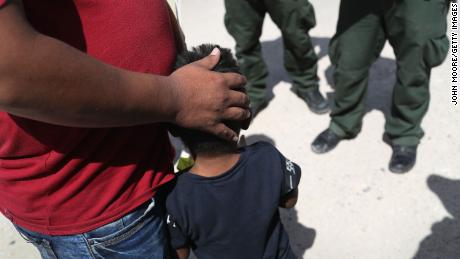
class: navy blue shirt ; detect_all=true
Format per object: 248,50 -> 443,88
166,142 -> 301,259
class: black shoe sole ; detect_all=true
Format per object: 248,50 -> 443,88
308,105 -> 331,115
389,163 -> 415,174
310,139 -> 340,154
310,143 -> 337,154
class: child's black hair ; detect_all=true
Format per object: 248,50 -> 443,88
175,44 -> 241,74
171,44 -> 244,156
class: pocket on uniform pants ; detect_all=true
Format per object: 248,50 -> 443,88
423,35 -> 449,68
298,0 -> 316,30
422,0 -> 450,68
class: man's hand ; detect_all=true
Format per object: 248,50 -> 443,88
0,3 -> 249,134
168,48 -> 250,142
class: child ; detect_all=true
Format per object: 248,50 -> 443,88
167,44 -> 301,259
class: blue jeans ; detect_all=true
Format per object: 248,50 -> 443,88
14,198 -> 170,259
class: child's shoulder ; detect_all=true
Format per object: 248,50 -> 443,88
247,140 -> 275,150
245,141 -> 281,157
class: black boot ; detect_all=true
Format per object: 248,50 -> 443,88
311,129 -> 342,154
389,145 -> 417,174
293,88 -> 330,114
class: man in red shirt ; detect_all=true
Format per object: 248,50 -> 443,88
0,0 -> 249,258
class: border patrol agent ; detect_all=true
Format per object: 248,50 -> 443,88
311,0 -> 450,173
224,0 -> 329,116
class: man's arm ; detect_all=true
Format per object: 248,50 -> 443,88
0,1 -> 249,141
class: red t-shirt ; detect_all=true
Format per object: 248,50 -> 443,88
0,0 -> 176,235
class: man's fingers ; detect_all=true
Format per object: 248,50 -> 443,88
221,72 -> 247,89
227,90 -> 250,108
192,47 -> 221,70
222,107 -> 251,121
209,123 -> 239,142
222,105 -> 252,130
241,115 -> 251,130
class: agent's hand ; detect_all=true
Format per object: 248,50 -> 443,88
168,48 -> 250,142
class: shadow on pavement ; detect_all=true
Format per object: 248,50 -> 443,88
412,175 -> 460,259
261,36 -> 330,101
262,36 -> 396,122
280,208 -> 316,258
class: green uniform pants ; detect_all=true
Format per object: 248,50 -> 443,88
224,0 -> 319,101
329,0 -> 449,145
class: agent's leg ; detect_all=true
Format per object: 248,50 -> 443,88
311,0 -> 386,153
265,0 -> 329,114
224,0 -> 268,115
385,0 -> 449,146
384,0 -> 449,173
